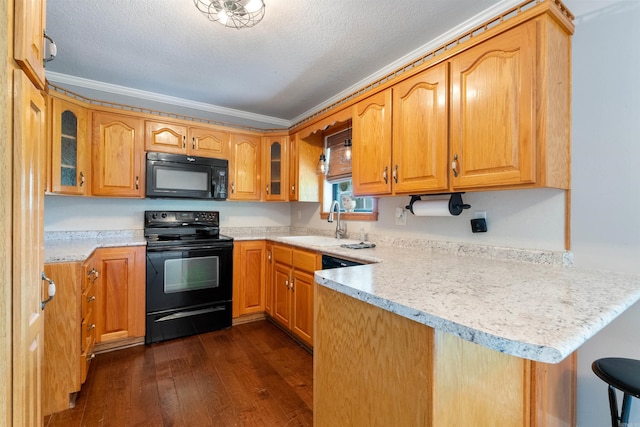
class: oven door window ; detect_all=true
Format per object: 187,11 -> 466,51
164,255 -> 219,293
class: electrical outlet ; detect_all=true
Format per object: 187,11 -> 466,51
395,207 -> 407,226
474,210 -> 487,219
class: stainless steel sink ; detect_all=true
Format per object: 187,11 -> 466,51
278,235 -> 361,247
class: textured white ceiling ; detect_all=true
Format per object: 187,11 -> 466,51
46,0 -> 519,125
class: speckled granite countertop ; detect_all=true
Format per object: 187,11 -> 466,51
45,228 -> 640,364
45,230 -> 146,263
311,244 -> 640,364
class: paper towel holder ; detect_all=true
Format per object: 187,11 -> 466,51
405,193 -> 471,216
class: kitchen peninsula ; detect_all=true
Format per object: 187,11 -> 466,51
312,243 -> 640,426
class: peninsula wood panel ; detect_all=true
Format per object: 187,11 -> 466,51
315,285 -> 434,426
314,285 -> 575,426
433,330 -> 529,426
43,262 -> 81,416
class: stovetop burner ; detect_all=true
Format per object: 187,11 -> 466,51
144,210 -> 232,248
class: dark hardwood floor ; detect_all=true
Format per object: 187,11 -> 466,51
44,320 -> 313,427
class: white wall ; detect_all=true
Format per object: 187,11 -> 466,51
44,196 -> 291,231
565,0 -> 640,425
293,188 -> 567,251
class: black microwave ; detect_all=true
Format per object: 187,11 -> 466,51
145,152 -> 228,200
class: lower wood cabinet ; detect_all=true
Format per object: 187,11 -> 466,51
43,261 -> 81,416
93,246 -> 146,348
233,240 -> 266,318
271,244 -> 319,347
42,245 -> 145,415
315,285 -> 576,426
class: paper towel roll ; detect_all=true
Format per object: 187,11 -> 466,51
410,199 -> 451,216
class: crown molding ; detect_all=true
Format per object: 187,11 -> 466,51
289,0 -> 523,125
47,0 -> 523,130
45,71 -> 291,128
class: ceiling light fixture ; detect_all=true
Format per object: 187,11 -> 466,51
194,0 -> 265,29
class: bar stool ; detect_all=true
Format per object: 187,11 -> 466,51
592,358 -> 640,427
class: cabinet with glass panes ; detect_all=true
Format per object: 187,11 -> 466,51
49,96 -> 90,195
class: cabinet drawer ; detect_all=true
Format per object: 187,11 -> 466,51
273,245 -> 292,264
80,336 -> 95,384
81,282 -> 96,318
83,266 -> 98,292
293,250 -> 318,272
81,314 -> 96,354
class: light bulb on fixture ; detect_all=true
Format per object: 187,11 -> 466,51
193,0 -> 266,29
316,153 -> 327,175
343,139 -> 352,162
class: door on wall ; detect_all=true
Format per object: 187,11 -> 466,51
13,70 -> 46,425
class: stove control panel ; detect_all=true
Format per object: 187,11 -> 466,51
145,210 -> 220,226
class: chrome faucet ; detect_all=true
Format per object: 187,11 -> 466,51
328,200 -> 347,239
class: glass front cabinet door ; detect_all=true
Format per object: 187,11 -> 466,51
263,135 -> 288,201
50,97 -> 90,195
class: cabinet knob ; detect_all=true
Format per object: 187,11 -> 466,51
290,278 -> 295,291
393,165 -> 398,184
231,182 -> 235,194
383,166 -> 389,184
88,323 -> 96,331
266,184 -> 269,194
191,137 -> 195,150
87,268 -> 99,281
452,154 -> 459,178
135,176 -> 139,190
87,353 -> 96,361
87,295 -> 96,303
291,184 -> 295,194
79,171 -> 85,187
183,136 -> 187,149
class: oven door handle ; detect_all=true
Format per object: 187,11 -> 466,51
155,306 -> 227,322
146,244 -> 232,252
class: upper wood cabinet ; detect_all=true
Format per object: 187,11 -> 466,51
352,65 -> 449,197
144,120 -> 187,154
392,64 -> 449,194
263,135 -> 288,201
189,127 -> 229,158
352,89 -> 393,196
450,22 -> 536,190
92,111 -> 145,197
289,132 -> 322,202
229,132 -> 262,200
14,0 -> 47,90
49,97 -> 90,195
450,18 -> 570,190
145,120 -> 229,159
